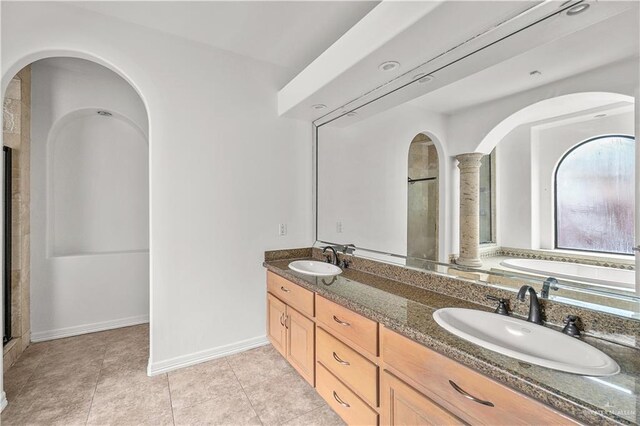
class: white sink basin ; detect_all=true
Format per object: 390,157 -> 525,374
288,260 -> 342,277
433,308 -> 619,376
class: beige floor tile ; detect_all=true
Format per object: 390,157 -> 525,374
244,371 -> 324,425
168,358 -> 242,409
227,344 -> 294,387
87,370 -> 173,426
173,386 -> 261,426
2,326 -> 341,426
3,361 -> 36,401
1,399 -> 91,426
11,368 -> 100,410
283,405 -> 345,426
11,342 -> 49,370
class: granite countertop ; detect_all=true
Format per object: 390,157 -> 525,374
264,259 -> 640,426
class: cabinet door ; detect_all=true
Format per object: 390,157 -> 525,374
286,306 -> 315,385
267,293 -> 287,357
381,371 -> 465,426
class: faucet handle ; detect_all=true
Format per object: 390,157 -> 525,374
562,315 -> 581,337
486,295 -> 509,316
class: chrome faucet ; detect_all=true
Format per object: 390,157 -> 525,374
322,246 -> 339,266
517,285 -> 543,325
541,277 -> 559,299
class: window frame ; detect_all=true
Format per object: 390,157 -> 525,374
553,134 -> 635,256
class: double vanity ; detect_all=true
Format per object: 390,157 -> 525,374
264,248 -> 639,425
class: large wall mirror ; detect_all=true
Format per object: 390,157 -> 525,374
316,1 -> 640,319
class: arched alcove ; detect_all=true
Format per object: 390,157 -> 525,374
48,108 -> 149,256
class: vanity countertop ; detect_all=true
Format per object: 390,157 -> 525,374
264,259 -> 640,426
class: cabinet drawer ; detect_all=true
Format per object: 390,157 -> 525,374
381,371 -> 465,426
381,328 -> 577,425
316,362 -> 379,426
316,296 -> 378,356
317,327 -> 378,407
267,271 -> 314,318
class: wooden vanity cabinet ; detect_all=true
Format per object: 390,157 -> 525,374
266,272 -> 315,385
266,271 -> 579,426
381,327 -> 579,426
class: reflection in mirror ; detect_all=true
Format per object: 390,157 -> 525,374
407,134 -> 438,264
316,0 -> 639,319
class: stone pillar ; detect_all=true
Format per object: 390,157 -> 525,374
456,153 -> 483,268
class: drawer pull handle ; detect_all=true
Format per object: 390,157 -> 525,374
280,286 -> 290,293
449,380 -> 495,407
332,352 -> 350,366
333,391 -> 350,408
333,315 -> 351,326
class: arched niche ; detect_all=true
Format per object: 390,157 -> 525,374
47,108 -> 149,256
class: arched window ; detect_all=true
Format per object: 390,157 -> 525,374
555,135 -> 635,255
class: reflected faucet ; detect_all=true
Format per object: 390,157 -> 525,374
517,285 -> 543,325
340,244 -> 356,255
323,246 -> 339,266
541,277 -> 559,299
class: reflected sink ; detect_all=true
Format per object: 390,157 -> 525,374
433,308 -> 619,376
288,260 -> 342,277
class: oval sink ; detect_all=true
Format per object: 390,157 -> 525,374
433,308 -> 619,376
288,260 -> 342,277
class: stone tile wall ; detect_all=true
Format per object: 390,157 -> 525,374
2,65 -> 31,372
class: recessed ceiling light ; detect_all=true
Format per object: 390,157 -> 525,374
97,110 -> 112,116
312,104 -> 326,110
566,3 -> 590,16
594,113 -> 607,118
378,61 -> 400,72
418,74 -> 434,84
346,111 -> 358,117
529,70 -> 542,77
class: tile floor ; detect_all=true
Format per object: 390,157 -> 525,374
1,325 -> 345,425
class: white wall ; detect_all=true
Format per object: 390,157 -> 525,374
30,58 -> 150,341
495,125 -> 533,248
495,110 -> 635,250
1,1 -> 313,381
317,102 -> 451,261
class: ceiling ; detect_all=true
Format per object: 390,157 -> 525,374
283,0 -> 638,124
71,1 -> 378,80
409,5 -> 640,114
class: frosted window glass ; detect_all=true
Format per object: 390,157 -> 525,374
556,136 -> 635,255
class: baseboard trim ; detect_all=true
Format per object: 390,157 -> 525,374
1,391 -> 8,411
147,335 -> 269,376
31,315 -> 149,342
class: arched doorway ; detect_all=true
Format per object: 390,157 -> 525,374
2,57 -> 150,404
407,133 -> 439,262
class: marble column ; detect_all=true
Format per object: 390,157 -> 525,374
456,153 -> 483,268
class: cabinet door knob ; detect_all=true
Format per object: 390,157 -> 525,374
333,315 -> 351,326
332,351 -> 350,366
449,380 -> 494,407
280,286 -> 290,293
333,391 -> 350,408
